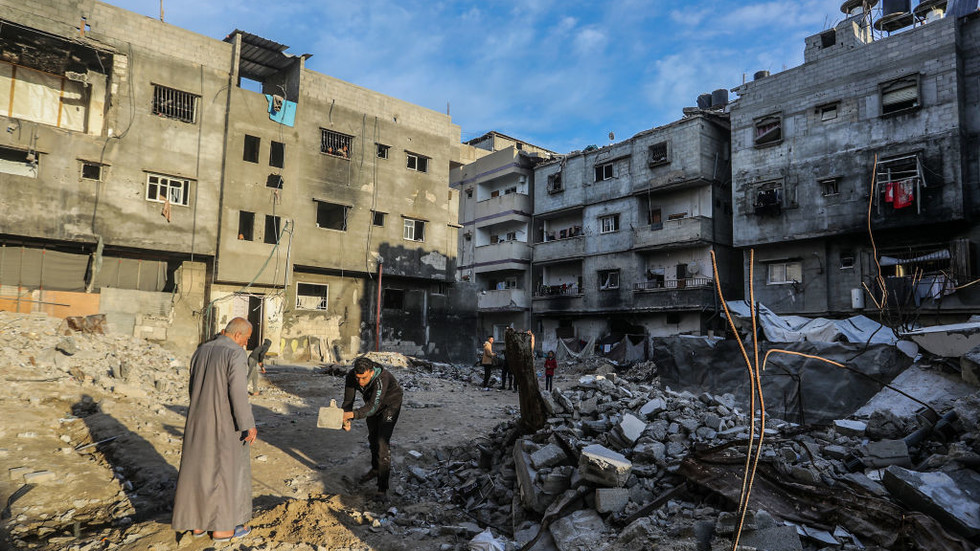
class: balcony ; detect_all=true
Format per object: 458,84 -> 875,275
478,288 -> 530,311
532,284 -> 584,312
633,216 -> 713,250
632,277 -> 716,310
534,235 -> 585,262
476,192 -> 531,220
474,240 -> 531,264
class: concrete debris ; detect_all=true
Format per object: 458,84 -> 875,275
882,465 -> 980,539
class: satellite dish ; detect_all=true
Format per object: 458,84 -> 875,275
688,262 -> 701,275
608,131 -> 615,141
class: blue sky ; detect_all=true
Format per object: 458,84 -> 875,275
106,0 -> 847,153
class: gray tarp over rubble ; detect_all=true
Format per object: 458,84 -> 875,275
652,337 -> 913,424
726,300 -> 897,346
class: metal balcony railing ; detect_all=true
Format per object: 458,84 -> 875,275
633,277 -> 713,291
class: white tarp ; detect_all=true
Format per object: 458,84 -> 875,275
725,300 -> 897,345
555,336 -> 596,363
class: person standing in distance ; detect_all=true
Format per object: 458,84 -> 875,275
480,335 -> 496,390
246,338 -> 272,396
172,318 -> 257,543
341,356 -> 403,500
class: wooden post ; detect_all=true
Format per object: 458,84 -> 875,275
505,327 -> 548,434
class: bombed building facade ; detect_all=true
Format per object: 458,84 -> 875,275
529,111 -> 739,355
0,0 -> 476,362
730,3 -> 980,321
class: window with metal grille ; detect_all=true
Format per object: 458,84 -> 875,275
145,173 -> 191,206
403,218 -> 425,242
547,172 -> 563,193
821,178 -> 839,196
407,153 -> 428,172
152,84 -> 199,123
315,201 -> 349,231
648,141 -> 669,167
81,162 -> 103,181
320,129 -> 353,158
296,282 -> 328,310
881,76 -> 919,115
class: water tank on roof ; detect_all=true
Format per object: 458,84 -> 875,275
882,0 -> 911,16
840,0 -> 879,15
754,70 -> 770,81
875,0 -> 914,31
697,93 -> 712,109
711,89 -> 728,108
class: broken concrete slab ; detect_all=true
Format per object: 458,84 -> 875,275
859,439 -> 911,469
549,509 -> 606,550
594,487 -> 629,514
578,444 -> 631,488
882,465 -> 980,538
22,470 -> 57,484
639,398 -> 666,419
961,343 -> 980,386
530,444 -> 567,470
739,525 -> 803,551
513,439 -> 555,515
833,419 -> 867,437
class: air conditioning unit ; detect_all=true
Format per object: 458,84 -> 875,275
518,175 -> 527,185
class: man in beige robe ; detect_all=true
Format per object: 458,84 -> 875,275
172,318 -> 257,541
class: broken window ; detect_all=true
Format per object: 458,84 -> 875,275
296,282 -> 328,310
377,143 -> 390,159
80,162 -> 103,181
152,84 -> 199,123
648,207 -> 662,229
819,103 -> 838,121
598,269 -> 620,290
821,178 -> 840,196
315,201 -> 349,231
648,141 -> 669,167
0,146 -> 38,178
504,187 -> 517,195
547,172 -> 563,193
382,288 -> 404,310
767,261 -> 802,284
320,129 -> 352,158
407,152 -> 428,173
465,188 -> 473,198
238,211 -> 254,241
754,114 -> 782,146
146,173 -> 191,206
264,215 -> 281,244
881,76 -> 919,115
594,162 -> 614,182
372,211 -> 386,227
753,182 -> 782,216
266,174 -> 284,189
270,141 -> 285,168
599,214 -> 620,233
840,251 -> 855,270
403,218 -> 425,242
243,135 -> 260,163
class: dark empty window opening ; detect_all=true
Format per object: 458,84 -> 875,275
648,207 -> 662,229
548,172 -> 563,193
0,146 -> 38,178
840,251 -> 855,270
238,211 -> 254,241
465,188 -> 473,198
321,129 -> 353,158
821,178 -> 840,196
820,30 -> 836,48
881,76 -> 919,115
316,201 -> 349,231
267,174 -> 284,189
81,162 -> 102,181
594,162 -> 614,182
754,183 -> 782,216
382,288 -> 405,310
269,141 -> 285,168
754,114 -> 782,146
648,141 -> 669,167
373,211 -> 386,227
377,143 -> 390,159
243,135 -> 260,163
598,269 -> 620,290
264,215 -> 281,244
407,153 -> 428,172
665,312 -> 681,324
152,84 -> 198,123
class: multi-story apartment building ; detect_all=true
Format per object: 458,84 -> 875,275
730,3 -> 979,322
0,0 -> 474,361
452,132 -> 555,347
530,111 -> 738,354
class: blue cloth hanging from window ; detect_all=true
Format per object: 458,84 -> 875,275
265,94 -> 296,127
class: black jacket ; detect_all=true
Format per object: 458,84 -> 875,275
342,367 -> 403,420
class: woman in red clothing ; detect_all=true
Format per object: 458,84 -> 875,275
544,351 -> 557,391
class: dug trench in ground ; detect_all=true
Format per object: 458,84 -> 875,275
2,310 -> 979,550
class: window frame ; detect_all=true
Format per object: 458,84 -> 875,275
648,141 -> 669,167
376,143 -> 390,159
547,172 -> 563,193
840,251 -> 855,270
599,213 -> 621,234
753,113 -> 782,147
238,210 -> 255,241
820,177 -> 840,197
598,269 -> 620,290
243,135 -> 260,163
264,214 -> 282,244
880,75 -> 920,116
315,200 -> 350,232
818,103 -> 838,122
403,217 -> 426,242
80,161 -> 103,181
594,162 -> 614,182
372,211 -> 387,227
269,141 -> 285,168
295,282 -> 329,311
151,84 -> 199,124
766,261 -> 803,285
145,172 -> 191,206
320,129 -> 353,158
406,152 -> 429,173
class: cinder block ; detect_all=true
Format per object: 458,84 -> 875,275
530,443 -> 567,470
578,444 -> 631,488
595,487 -> 630,514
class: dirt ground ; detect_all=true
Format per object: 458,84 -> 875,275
0,331 -> 544,551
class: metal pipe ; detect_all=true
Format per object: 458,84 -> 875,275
375,260 -> 383,352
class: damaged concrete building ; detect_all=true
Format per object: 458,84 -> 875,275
452,132 -> 556,345
530,110 -> 739,355
0,0 -> 477,362
730,1 -> 980,321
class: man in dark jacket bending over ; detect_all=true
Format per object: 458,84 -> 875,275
341,356 -> 403,499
